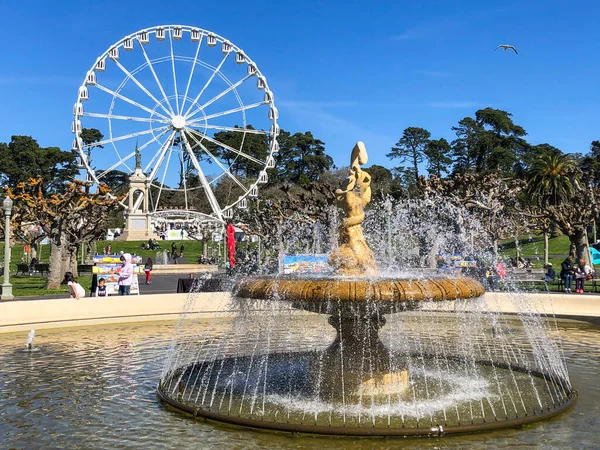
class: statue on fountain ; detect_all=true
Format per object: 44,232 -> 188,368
328,141 -> 378,276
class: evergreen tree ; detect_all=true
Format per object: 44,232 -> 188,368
387,127 -> 431,183
424,138 -> 453,177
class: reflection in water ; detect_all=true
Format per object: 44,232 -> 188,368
0,320 -> 599,449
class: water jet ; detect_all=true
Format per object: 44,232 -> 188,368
158,143 -> 575,437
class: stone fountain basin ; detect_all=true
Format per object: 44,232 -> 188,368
234,275 -> 485,315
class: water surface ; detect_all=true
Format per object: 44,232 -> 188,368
0,319 -> 598,449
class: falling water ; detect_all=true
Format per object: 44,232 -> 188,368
25,330 -> 35,352
159,198 -> 574,436
155,250 -> 170,265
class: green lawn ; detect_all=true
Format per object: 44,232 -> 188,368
0,239 -> 239,298
0,239 -> 231,270
8,275 -> 93,297
498,234 -> 571,258
96,239 -> 226,262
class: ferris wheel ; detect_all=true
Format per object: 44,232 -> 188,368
72,25 -> 279,223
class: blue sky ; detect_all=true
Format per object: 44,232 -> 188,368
0,0 -> 599,170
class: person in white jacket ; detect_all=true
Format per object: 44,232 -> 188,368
63,272 -> 85,300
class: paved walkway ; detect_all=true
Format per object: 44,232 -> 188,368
14,273 -> 223,301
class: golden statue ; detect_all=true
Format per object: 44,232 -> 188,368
328,142 -> 378,276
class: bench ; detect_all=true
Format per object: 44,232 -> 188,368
33,263 -> 49,276
16,263 -> 30,276
502,269 -> 554,291
78,264 -> 94,275
555,277 -> 600,292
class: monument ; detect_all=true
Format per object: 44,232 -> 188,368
119,145 -> 156,241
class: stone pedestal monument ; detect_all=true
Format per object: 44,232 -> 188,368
119,146 -> 155,241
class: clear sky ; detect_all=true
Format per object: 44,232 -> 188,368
0,0 -> 599,170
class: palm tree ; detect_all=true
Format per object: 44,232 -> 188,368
525,153 -> 578,264
525,153 -> 577,206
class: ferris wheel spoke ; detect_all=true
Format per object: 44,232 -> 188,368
188,102 -> 266,123
180,132 -> 223,220
202,124 -> 267,135
143,130 -> 177,175
186,130 -> 249,193
154,138 -> 176,211
83,112 -> 169,124
169,28 -> 180,114
84,125 -> 170,150
183,52 -> 231,118
186,75 -> 250,121
137,37 -> 176,116
95,83 -> 171,121
180,35 -> 204,114
180,153 -> 189,210
95,128 -> 171,181
207,171 -> 226,186
188,128 -> 264,166
111,59 -> 173,118
147,131 -> 177,182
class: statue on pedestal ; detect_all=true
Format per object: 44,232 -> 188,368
135,144 -> 142,170
328,141 -> 377,276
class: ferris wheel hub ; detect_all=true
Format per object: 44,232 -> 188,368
171,115 -> 186,130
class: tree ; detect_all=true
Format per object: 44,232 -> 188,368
525,152 -> 598,262
0,136 -> 78,190
424,138 -> 453,177
274,131 -> 334,186
79,128 -> 104,164
420,173 -> 527,261
365,165 -> 406,201
580,140 -> 600,188
451,108 -> 528,176
387,127 -> 431,183
525,153 -> 576,206
6,179 -> 123,289
451,117 -> 480,174
198,126 -> 269,178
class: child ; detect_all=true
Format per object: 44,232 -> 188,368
144,258 -> 153,285
575,258 -> 593,293
95,278 -> 108,297
63,272 -> 85,300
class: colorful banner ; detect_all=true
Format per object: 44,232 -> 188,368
166,229 -> 189,240
283,254 -> 331,274
92,255 -> 141,295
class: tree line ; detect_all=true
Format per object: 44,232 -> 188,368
1,105 -> 599,286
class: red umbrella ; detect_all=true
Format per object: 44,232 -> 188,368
226,223 -> 236,269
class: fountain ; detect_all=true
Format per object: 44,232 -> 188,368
158,143 -> 575,437
25,329 -> 36,352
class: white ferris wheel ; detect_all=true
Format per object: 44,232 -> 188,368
72,25 -> 279,224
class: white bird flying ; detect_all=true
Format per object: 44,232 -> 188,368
495,44 -> 518,54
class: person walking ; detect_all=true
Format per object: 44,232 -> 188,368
144,257 -> 153,285
118,253 -> 133,295
180,243 -> 185,258
560,256 -> 575,293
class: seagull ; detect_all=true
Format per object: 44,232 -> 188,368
495,44 -> 518,54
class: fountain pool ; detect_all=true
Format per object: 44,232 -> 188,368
158,144 -> 575,436
0,319 -> 598,448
